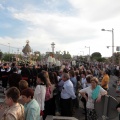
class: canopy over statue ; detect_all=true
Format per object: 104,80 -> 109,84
22,40 -> 32,55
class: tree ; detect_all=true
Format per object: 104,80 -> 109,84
113,52 -> 120,64
97,57 -> 106,62
91,52 -> 102,61
0,51 -> 3,60
62,51 -> 71,59
2,53 -> 13,62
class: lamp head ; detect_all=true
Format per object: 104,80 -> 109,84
101,29 -> 105,31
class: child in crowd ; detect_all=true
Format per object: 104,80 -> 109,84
1,87 -> 24,120
21,88 -> 40,120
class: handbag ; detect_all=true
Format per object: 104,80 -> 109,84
53,87 -> 59,95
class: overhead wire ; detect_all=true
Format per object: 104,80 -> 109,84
0,43 -> 22,50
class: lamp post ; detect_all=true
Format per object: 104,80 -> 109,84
85,46 -> 90,61
101,28 -> 114,63
8,43 -> 10,62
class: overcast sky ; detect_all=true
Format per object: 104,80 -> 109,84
0,0 -> 120,57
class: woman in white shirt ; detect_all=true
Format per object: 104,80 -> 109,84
79,77 -> 107,120
34,72 -> 46,118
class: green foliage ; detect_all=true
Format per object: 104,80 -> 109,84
113,52 -> 120,64
55,51 -> 71,60
91,52 -> 102,61
62,52 -> 71,59
36,55 -> 41,61
0,51 -> 3,60
91,52 -> 107,62
18,54 -> 23,60
2,53 -> 13,62
97,57 -> 106,62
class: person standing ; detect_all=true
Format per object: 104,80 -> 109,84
81,71 -> 87,88
80,71 -> 87,120
101,70 -> 110,91
21,64 -> 31,86
79,77 -> 107,120
1,63 -> 11,93
21,88 -> 40,120
69,70 -> 77,93
1,87 -> 24,120
60,73 -> 76,117
116,65 -> 120,77
34,72 -> 46,119
8,67 -> 22,89
69,70 -> 78,110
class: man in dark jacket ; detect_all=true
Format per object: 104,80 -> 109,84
9,67 -> 22,89
21,64 -> 31,86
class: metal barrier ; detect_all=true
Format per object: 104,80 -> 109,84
46,115 -> 78,120
95,95 -> 118,120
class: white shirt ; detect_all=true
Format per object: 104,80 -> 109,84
81,78 -> 87,88
34,85 -> 46,111
80,86 -> 106,109
116,66 -> 119,70
61,79 -> 76,99
57,76 -> 60,81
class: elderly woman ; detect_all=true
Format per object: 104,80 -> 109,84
1,87 -> 24,120
21,88 -> 40,120
79,77 -> 107,120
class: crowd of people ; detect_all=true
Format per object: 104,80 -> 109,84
0,61 -> 119,120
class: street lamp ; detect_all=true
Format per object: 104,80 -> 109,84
8,43 -> 10,62
85,46 -> 90,61
101,28 -> 114,63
